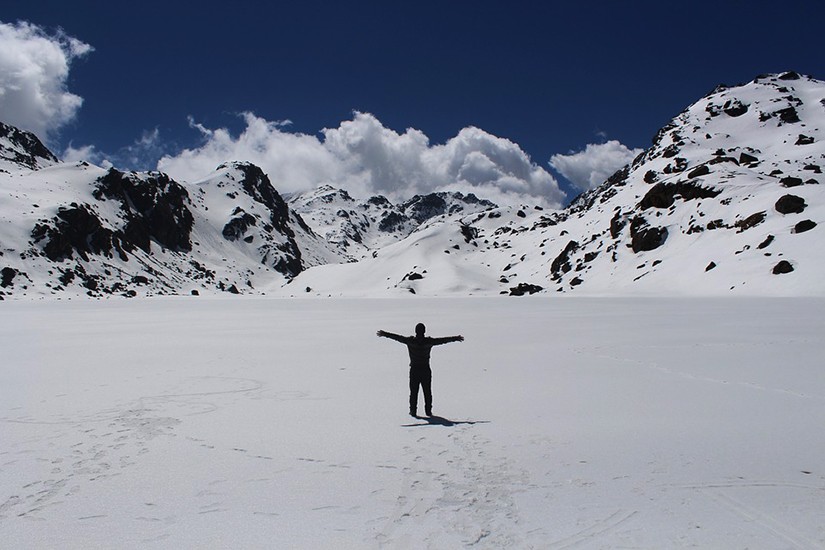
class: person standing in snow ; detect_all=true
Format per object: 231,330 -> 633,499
377,323 -> 464,417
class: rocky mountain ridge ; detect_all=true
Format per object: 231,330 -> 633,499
1,71 -> 823,298
288,185 -> 497,259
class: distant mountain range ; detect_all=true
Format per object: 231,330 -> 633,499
1,71 -> 822,299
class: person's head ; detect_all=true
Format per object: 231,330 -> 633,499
415,323 -> 426,337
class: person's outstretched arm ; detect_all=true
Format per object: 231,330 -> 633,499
431,335 -> 464,345
376,330 -> 409,343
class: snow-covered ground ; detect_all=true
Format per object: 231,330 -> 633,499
2,297 -> 824,548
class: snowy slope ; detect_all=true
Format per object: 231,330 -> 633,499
280,72 -> 825,297
2,297 -> 824,547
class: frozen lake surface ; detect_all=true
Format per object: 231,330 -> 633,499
2,297 -> 824,548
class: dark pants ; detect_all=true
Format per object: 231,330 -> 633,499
409,368 -> 432,415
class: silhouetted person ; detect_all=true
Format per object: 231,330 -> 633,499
377,323 -> 464,417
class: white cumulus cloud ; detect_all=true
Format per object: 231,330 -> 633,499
550,140 -> 643,192
0,21 -> 92,142
158,111 -> 566,207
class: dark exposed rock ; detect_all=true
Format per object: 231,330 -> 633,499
662,157 -> 688,174
803,164 -> 822,173
735,211 -> 766,232
32,205 -> 116,262
643,170 -> 658,184
708,156 -> 738,166
723,99 -> 748,117
509,282 -> 543,296
222,211 -> 257,241
705,262 -> 717,272
780,176 -> 804,188
610,211 -> 626,238
687,165 -> 711,179
757,235 -> 775,249
570,277 -> 583,287
778,71 -> 801,80
605,166 -> 630,187
551,240 -> 579,280
403,272 -> 424,281
403,193 -> 448,223
94,169 -> 194,253
661,144 -> 679,158
630,216 -> 668,253
793,220 -> 817,233
378,211 -> 409,232
367,195 -> 391,207
775,107 -> 800,124
796,134 -> 815,145
739,152 -> 759,164
460,223 -> 478,243
775,194 -> 807,214
1,267 -> 16,288
639,181 -> 721,209
772,260 -> 794,274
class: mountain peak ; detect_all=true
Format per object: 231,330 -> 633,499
0,121 -> 59,172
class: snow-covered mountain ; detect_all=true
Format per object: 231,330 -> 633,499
0,142 -> 342,297
1,72 -> 823,298
280,71 -> 825,297
289,185 -> 496,259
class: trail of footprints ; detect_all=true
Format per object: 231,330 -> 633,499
0,407 -> 179,521
375,425 -> 529,548
1,376 -> 264,523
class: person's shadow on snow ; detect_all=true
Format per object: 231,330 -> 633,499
401,415 -> 490,427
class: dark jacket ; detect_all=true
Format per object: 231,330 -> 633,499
379,332 -> 462,370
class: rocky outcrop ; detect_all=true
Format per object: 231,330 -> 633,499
94,169 -> 194,253
775,194 -> 806,214
629,216 -> 668,253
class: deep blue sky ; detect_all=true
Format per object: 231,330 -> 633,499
5,1 -> 825,195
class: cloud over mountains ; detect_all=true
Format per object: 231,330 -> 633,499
158,112 -> 567,207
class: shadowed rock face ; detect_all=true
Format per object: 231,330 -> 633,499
775,194 -> 807,214
32,205 -> 117,262
773,260 -> 794,274
639,181 -> 721,210
30,169 -> 195,265
551,240 -> 579,280
94,169 -> 194,253
630,216 -> 668,253
229,162 -> 294,237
